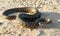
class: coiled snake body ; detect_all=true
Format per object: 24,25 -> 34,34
3,7 -> 51,29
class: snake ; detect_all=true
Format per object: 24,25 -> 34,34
3,7 -> 51,29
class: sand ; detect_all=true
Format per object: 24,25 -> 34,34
0,0 -> 60,36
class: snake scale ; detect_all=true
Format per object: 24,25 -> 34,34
3,7 -> 51,29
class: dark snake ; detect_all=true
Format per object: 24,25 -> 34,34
3,7 -> 51,29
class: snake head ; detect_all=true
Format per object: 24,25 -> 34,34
38,18 -> 52,26
3,7 -> 52,29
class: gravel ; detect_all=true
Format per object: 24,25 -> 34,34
0,0 -> 60,36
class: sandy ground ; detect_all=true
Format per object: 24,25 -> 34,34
0,0 -> 60,36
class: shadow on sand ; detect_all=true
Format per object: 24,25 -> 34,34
37,12 -> 60,29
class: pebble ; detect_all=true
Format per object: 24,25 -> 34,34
0,20 -> 3,25
57,19 -> 60,22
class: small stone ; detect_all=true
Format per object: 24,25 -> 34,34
57,20 -> 60,22
0,20 -> 3,25
0,23 -> 3,25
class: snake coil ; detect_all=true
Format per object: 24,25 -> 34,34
3,7 -> 41,28
3,7 -> 51,29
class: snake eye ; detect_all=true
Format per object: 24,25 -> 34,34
6,16 -> 16,20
